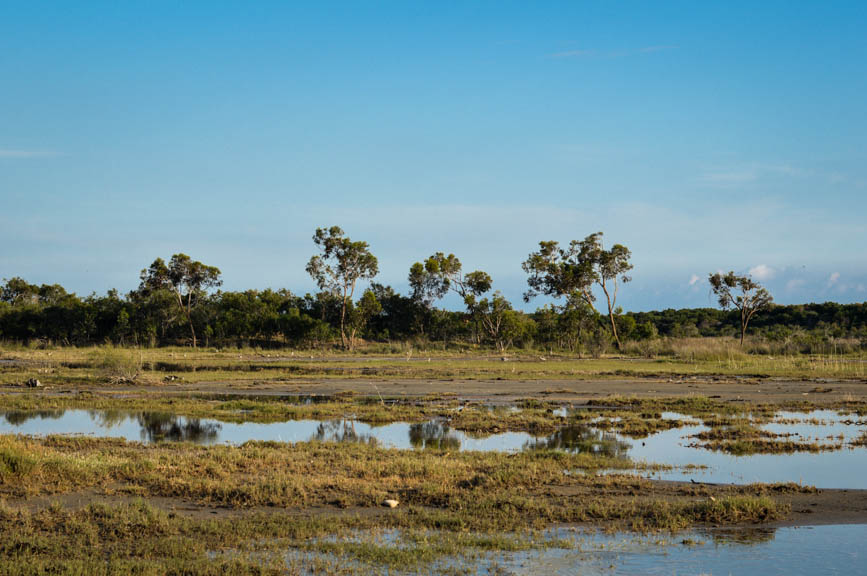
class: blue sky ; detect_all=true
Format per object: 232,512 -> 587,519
1,1 -> 865,310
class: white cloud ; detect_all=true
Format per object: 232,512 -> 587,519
827,272 -> 841,287
786,278 -> 806,291
698,163 -> 805,188
688,274 -> 700,286
749,264 -> 776,281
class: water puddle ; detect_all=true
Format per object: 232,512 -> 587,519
469,524 -> 864,575
241,524 -> 866,575
2,408 -> 867,488
0,410 -> 624,455
622,410 -> 867,489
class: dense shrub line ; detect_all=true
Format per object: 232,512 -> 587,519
0,277 -> 864,353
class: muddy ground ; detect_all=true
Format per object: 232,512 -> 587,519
5,374 -> 863,405
3,371 -> 867,532
9,479 -> 867,529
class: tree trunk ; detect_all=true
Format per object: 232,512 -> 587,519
339,286 -> 349,349
185,305 -> 197,348
599,281 -> 622,351
607,309 -> 621,351
603,298 -> 622,351
188,316 -> 197,348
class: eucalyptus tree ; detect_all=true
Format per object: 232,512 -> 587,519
345,289 -> 382,350
306,226 -> 379,349
708,271 -> 773,346
473,291 -> 512,351
137,254 -> 222,348
523,232 -> 632,350
409,253 -> 495,346
408,252 -> 492,310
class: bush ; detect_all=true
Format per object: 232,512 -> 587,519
93,347 -> 141,383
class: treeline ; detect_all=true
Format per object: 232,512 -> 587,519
1,227 -> 864,353
1,276 -> 865,352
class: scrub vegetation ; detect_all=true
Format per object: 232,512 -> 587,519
2,358 -> 865,572
1,231 -> 865,573
0,432 -> 788,574
1,227 -> 865,357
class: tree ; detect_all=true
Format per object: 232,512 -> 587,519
137,254 -> 222,348
708,271 -> 773,346
408,253 -> 492,310
473,291 -> 512,351
409,253 -> 498,347
1,277 -> 39,306
306,226 -> 378,349
345,290 -> 382,350
558,300 -> 599,354
523,232 -> 633,350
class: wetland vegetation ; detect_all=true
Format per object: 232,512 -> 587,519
1,252 -> 866,573
2,343 -> 867,573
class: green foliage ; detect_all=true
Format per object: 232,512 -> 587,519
137,254 -> 222,348
409,252 -> 491,310
0,238 -> 865,354
709,271 -> 773,345
523,232 -> 632,349
94,347 -> 141,383
345,290 -> 382,350
306,226 -> 378,349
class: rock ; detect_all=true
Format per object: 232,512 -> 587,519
383,499 -> 399,508
25,378 -> 42,388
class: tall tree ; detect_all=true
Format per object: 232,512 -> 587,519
523,232 -> 633,350
708,271 -> 773,346
409,253 -> 495,346
408,253 -> 492,310
138,254 -> 222,348
306,226 -> 378,349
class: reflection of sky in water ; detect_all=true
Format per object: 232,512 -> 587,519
623,410 -> 867,489
2,409 -> 867,489
285,525 -> 863,575
467,525 -> 865,575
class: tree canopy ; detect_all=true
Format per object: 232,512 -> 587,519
306,226 -> 378,349
709,271 -> 773,346
523,232 -> 632,349
137,254 -> 222,348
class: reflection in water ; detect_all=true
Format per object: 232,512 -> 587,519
293,524 -> 863,575
526,424 -> 630,458
409,421 -> 461,451
2,408 -> 866,489
137,413 -> 221,444
1,410 -> 65,426
704,526 -> 777,545
88,410 -> 131,429
312,419 -> 378,446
